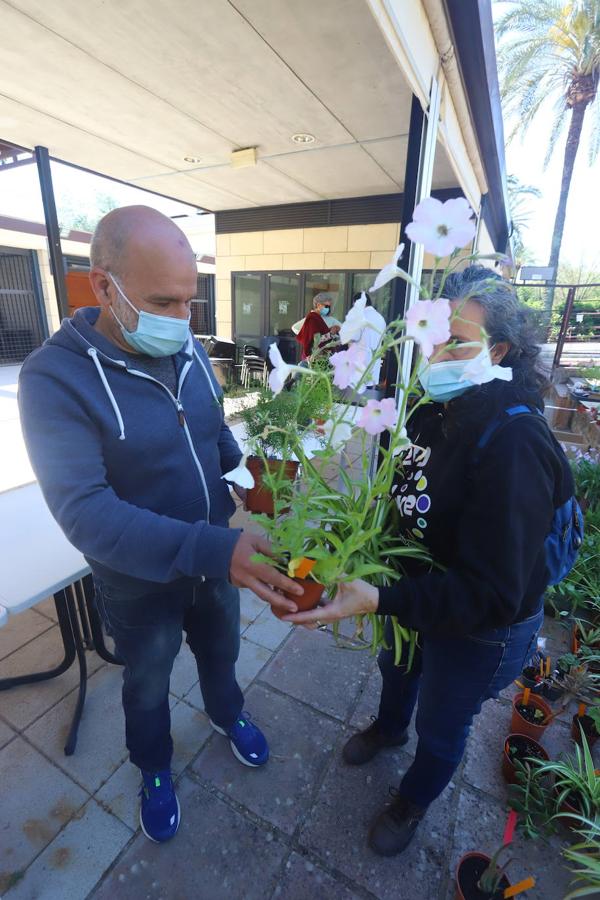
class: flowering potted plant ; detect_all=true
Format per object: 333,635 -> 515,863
224,196 -> 510,660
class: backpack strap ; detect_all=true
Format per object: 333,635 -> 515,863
473,404 -> 546,463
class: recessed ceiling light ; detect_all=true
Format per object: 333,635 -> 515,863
292,133 -> 315,144
183,155 -> 202,163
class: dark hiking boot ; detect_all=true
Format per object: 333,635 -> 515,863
368,789 -> 427,857
342,717 -> 408,766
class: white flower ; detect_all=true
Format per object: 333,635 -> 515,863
370,243 -> 405,292
460,349 -> 513,385
222,453 -> 255,489
322,419 -> 353,451
268,343 -> 308,395
405,197 -> 476,257
339,292 -> 369,344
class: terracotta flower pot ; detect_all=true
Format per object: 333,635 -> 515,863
455,852 -> 511,900
571,713 -> 599,748
272,576 -> 324,620
245,457 -> 299,516
520,666 -> 544,692
510,692 -> 553,741
502,733 -> 550,785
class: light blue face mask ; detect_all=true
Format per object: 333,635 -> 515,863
109,275 -> 190,357
320,306 -> 331,317
418,347 -> 492,402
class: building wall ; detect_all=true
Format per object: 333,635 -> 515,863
215,222 -> 401,338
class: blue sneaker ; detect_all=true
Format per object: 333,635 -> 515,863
210,713 -> 269,767
139,769 -> 180,843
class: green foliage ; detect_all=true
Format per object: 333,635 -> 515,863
571,454 -> 600,511
563,818 -> 600,899
477,845 -> 513,895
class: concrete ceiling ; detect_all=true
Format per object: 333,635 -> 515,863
0,0 -> 457,210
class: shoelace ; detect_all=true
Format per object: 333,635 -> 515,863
386,786 -> 422,826
140,772 -> 174,807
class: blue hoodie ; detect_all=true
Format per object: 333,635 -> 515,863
18,308 -> 243,594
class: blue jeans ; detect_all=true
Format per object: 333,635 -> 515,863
377,604 -> 545,807
94,577 -> 243,772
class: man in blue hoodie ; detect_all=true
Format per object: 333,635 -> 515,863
18,205 -> 301,843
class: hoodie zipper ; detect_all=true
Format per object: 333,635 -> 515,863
125,361 -> 211,520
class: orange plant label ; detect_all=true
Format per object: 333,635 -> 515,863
504,877 -> 535,898
294,557 -> 316,579
578,703 -> 587,718
522,687 -> 531,706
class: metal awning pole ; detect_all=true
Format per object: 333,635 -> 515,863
35,146 -> 69,320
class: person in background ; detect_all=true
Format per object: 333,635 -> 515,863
349,290 -> 387,389
295,292 -> 340,361
19,206 -> 301,845
291,293 -> 342,336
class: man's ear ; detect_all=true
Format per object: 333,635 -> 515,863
491,341 -> 510,364
89,268 -> 113,308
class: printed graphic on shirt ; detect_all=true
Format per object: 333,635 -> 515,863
391,443 -> 432,539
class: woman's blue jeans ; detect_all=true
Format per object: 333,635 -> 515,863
377,604 -> 545,807
94,577 -> 243,772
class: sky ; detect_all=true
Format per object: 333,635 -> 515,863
493,1 -> 600,273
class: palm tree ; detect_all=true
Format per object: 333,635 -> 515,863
506,174 -> 541,266
497,1 -> 600,321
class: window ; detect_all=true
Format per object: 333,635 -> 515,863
268,274 -> 300,335
233,273 -> 262,338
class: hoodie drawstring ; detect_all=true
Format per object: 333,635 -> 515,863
193,348 -> 220,405
87,348 -> 126,440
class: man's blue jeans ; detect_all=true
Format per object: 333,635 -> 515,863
377,604 -> 545,807
94,577 -> 243,772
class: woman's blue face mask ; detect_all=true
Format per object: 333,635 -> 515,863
418,345 -> 494,402
109,275 -> 190,357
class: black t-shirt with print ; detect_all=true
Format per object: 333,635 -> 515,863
379,380 -> 573,636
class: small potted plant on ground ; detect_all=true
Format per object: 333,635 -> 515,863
512,734 -> 600,833
502,733 -> 549,785
239,388 -> 311,515
510,688 -> 553,741
455,813 -> 535,899
571,704 -> 600,748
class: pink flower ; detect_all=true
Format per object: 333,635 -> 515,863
405,299 -> 451,358
357,398 -> 398,435
330,343 -> 368,392
405,197 -> 476,257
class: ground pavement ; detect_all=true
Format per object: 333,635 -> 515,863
0,493 -> 584,899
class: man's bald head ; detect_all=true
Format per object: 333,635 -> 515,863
89,205 -> 199,352
90,205 -> 195,279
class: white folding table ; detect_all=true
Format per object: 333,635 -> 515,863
0,482 -> 120,754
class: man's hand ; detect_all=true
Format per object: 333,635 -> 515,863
230,532 -> 303,613
329,325 -> 341,334
282,579 -> 379,626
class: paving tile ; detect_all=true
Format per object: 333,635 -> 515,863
95,701 -> 213,830
35,596 -> 59,623
273,852 -> 363,899
298,748 -> 456,900
0,625 -> 106,730
448,785 -> 572,900
0,608 -> 54,661
0,737 -> 88,884
169,643 -> 199,699
7,799 -> 132,900
184,637 -> 272,712
463,699 -> 517,802
25,665 -> 128,793
243,605 -> 293,651
239,587 -> 267,627
193,684 -> 342,834
0,717 -> 16,749
349,666 -> 418,757
260,627 -> 372,722
92,774 -> 288,900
